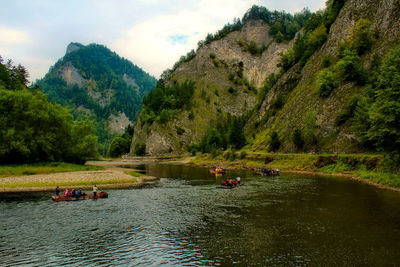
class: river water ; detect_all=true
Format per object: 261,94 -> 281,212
1,162 -> 400,266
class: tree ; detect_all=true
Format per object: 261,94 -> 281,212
269,131 -> 281,151
318,68 -> 337,97
363,45 -> 400,152
293,128 -> 305,150
134,143 -> 146,156
228,117 -> 246,149
304,110 -> 319,147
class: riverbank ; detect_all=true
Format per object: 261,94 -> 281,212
185,152 -> 400,192
0,161 -> 157,193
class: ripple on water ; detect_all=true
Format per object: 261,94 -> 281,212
2,164 -> 400,266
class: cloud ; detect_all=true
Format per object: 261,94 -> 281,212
112,0 -> 262,78
0,27 -> 30,45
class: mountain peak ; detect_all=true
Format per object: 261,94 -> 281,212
66,42 -> 84,54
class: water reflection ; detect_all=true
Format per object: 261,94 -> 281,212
1,163 -> 400,265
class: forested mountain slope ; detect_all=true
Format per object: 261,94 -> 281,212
132,0 -> 400,159
250,0 -> 400,154
36,43 -> 157,154
131,6 -> 310,155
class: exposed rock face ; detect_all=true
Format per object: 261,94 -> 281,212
61,64 -> 86,86
131,19 -> 291,155
123,74 -> 139,90
109,113 -> 131,134
66,42 -> 83,54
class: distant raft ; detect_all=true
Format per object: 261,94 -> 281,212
51,192 -> 108,201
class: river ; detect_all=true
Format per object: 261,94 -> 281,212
1,162 -> 400,266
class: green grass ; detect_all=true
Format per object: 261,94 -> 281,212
192,152 -> 400,188
126,171 -> 143,177
0,162 -> 103,178
1,178 -> 138,188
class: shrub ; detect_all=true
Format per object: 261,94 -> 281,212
269,131 -> 281,151
188,111 -> 195,120
239,151 -> 247,159
317,69 -> 337,97
209,53 -> 216,59
293,128 -> 305,150
322,54 -> 332,68
176,126 -> 185,135
335,49 -> 363,82
134,143 -> 146,156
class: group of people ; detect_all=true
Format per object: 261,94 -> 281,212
55,185 -> 99,198
261,168 -> 280,176
211,166 -> 226,173
221,177 -> 241,187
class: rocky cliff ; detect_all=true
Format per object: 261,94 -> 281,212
251,0 -> 400,153
131,19 -> 292,155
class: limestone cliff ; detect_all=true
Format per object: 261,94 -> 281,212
251,0 -> 400,153
131,19 -> 291,155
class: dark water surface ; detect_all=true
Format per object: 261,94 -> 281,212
1,163 -> 400,266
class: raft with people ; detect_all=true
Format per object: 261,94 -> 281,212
209,167 -> 227,174
51,186 -> 108,201
216,177 -> 243,189
51,192 -> 108,202
255,168 -> 280,176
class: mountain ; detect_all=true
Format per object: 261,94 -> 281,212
131,0 -> 400,157
131,6 -> 310,155
249,0 -> 400,153
36,42 -> 157,154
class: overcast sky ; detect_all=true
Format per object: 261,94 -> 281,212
0,0 -> 326,82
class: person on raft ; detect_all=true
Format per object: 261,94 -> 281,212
236,177 -> 241,184
93,185 -> 98,197
55,186 -> 60,196
64,189 -> 71,197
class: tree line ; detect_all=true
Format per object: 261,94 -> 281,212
0,56 -> 97,164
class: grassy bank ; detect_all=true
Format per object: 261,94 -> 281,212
0,162 -> 103,178
191,152 -> 400,188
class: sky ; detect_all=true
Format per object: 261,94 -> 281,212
0,0 -> 326,82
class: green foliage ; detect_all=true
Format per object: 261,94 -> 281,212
353,45 -> 400,153
176,126 -> 185,135
0,60 -> 98,164
334,49 -> 365,82
238,39 -> 269,56
304,110 -> 319,147
269,131 -> 281,152
293,128 -> 305,150
142,80 -> 195,123
107,125 -> 133,158
239,151 -> 247,159
278,49 -> 296,71
343,19 -> 373,55
35,43 -> 156,156
323,0 -> 347,29
322,54 -> 333,68
243,5 -> 311,42
228,116 -> 247,149
277,0 -> 348,72
335,95 -> 361,126
134,143 -> 146,156
198,114 -> 246,153
317,68 -> 337,97
188,111 -> 195,120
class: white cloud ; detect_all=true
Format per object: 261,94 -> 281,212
0,27 -> 30,45
112,0 -> 262,78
